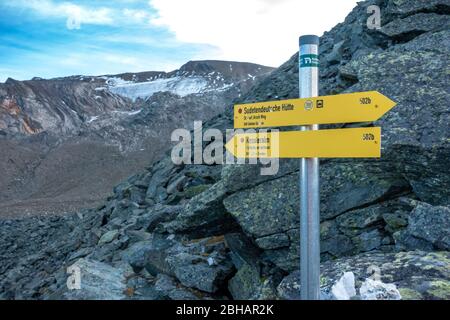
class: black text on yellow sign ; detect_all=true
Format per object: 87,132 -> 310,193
233,91 -> 396,129
225,127 -> 381,158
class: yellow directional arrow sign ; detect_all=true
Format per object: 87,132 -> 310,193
225,127 -> 381,158
234,91 -> 396,128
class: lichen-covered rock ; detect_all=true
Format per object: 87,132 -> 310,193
228,262 -> 278,300
223,173 -> 298,239
161,181 -> 236,236
320,162 -> 411,220
380,13 -> 450,38
342,34 -> 450,206
402,202 -> 450,250
255,233 -> 290,250
385,0 -> 450,16
278,251 -> 450,300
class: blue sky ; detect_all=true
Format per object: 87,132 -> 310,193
0,0 -> 359,82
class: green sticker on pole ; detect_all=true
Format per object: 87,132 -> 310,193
299,54 -> 319,68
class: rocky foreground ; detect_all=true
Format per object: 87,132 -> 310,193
0,0 -> 449,299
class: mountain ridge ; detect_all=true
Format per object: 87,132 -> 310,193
0,60 -> 274,217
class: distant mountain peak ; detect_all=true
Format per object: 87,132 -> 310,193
102,60 -> 274,102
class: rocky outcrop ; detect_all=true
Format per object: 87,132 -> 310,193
0,0 -> 449,300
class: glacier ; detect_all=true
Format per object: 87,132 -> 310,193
107,76 -> 210,101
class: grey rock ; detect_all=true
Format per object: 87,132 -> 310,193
406,202 -> 450,250
381,13 -> 450,38
134,204 -> 182,232
326,40 -> 345,64
352,229 -> 384,252
321,162 -> 410,220
67,247 -> 93,262
383,211 -> 408,233
166,251 -> 234,293
122,241 -> 151,270
125,230 -> 152,243
321,233 -> 354,258
359,278 -> 401,300
154,274 -> 201,300
62,258 -> 127,300
224,173 -> 298,239
166,174 -> 187,194
98,230 -> 119,246
122,235 -> 174,274
161,181 -> 236,236
336,204 -> 386,236
162,235 -> 234,293
393,229 -> 435,251
228,262 -> 277,300
255,233 -> 290,250
385,0 -> 450,16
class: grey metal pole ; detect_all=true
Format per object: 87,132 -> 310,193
299,35 -> 320,300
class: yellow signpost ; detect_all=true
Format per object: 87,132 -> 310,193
225,127 -> 381,158
228,34 -> 397,300
233,91 -> 396,129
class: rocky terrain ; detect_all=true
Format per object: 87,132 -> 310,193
0,0 -> 449,300
0,60 -> 273,217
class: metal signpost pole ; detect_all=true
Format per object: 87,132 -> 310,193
299,34 -> 320,300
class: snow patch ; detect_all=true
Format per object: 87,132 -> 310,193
107,76 -> 209,101
112,109 -> 142,116
87,116 -> 99,123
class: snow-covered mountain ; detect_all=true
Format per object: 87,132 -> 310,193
102,60 -> 268,101
0,60 -> 274,217
0,60 -> 272,136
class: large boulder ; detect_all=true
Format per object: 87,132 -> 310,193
160,181 -> 238,236
165,236 -> 235,293
396,202 -> 450,250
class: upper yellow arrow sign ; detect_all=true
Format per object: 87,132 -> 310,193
233,91 -> 396,128
225,127 -> 381,158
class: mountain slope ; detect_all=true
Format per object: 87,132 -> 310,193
0,61 -> 273,217
0,0 -> 449,300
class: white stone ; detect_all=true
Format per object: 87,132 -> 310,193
331,271 -> 357,300
359,278 -> 402,300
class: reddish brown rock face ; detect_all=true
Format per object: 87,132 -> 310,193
1,97 -> 20,116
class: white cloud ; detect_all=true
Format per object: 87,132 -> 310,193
149,0 -> 359,67
5,0 -> 115,27
123,8 -> 152,23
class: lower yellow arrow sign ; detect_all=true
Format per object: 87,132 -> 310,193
225,127 -> 381,158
